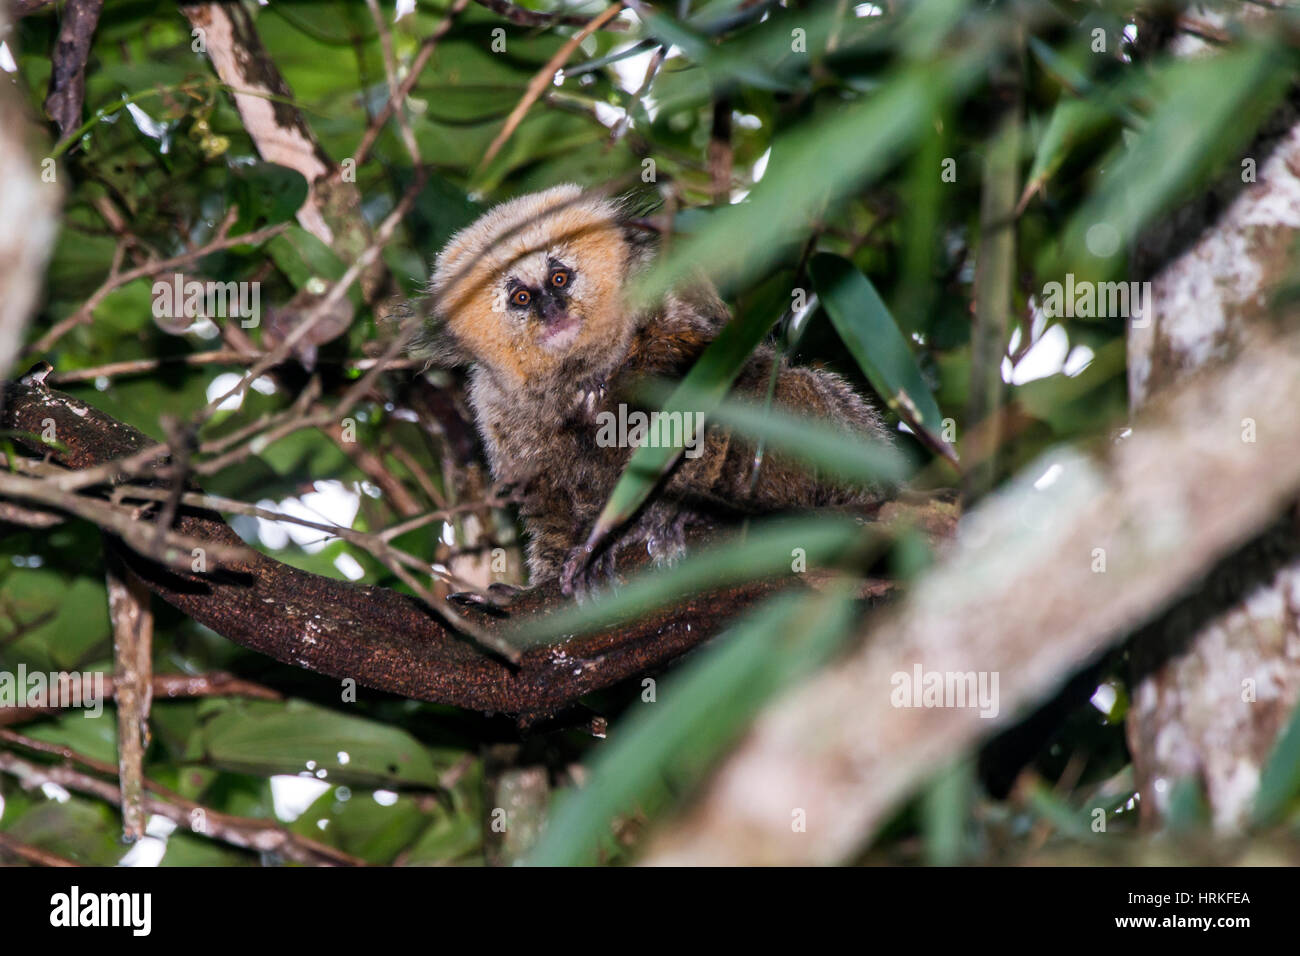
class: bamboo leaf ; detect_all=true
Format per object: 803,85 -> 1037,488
1062,43 -> 1286,272
808,252 -> 954,464
1253,699 -> 1300,826
526,585 -> 856,866
583,304 -> 781,552
513,516 -> 872,645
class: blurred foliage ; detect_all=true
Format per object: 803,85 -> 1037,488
2,0 -> 1300,867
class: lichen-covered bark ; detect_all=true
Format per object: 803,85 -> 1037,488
645,323 -> 1300,864
0,5 -> 60,380
1127,76 -> 1300,830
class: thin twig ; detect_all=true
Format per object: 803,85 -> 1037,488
0,734 -> 362,865
0,671 -> 281,727
24,219 -> 287,359
353,0 -> 470,168
473,0 -> 626,29
0,830 -> 79,867
364,0 -> 422,165
478,2 -> 625,172
608,44 -> 665,145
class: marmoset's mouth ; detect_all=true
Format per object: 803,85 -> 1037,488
539,311 -> 581,349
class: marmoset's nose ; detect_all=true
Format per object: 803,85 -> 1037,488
537,291 -> 568,325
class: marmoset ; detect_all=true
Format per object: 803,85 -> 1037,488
419,184 -> 892,596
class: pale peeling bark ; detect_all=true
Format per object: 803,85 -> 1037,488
1126,90 -> 1300,830
106,556 -> 154,843
0,6 -> 60,379
183,3 -> 333,241
644,324 -> 1300,864
182,2 -> 382,307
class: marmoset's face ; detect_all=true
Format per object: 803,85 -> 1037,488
430,184 -> 629,384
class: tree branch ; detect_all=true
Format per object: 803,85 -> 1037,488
42,0 -> 103,142
0,379 -> 792,721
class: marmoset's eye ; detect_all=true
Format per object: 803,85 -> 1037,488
511,288 -> 532,307
550,269 -> 569,289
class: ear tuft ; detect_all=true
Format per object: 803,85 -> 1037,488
403,300 -> 473,368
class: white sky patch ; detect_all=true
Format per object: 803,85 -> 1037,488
605,43 -> 666,128
271,775 -> 331,822
251,375 -> 277,395
394,0 -> 417,21
334,552 -> 365,581
119,836 -> 167,867
206,372 -> 246,411
0,42 -> 17,73
373,789 -> 399,807
148,816 -> 178,839
592,100 -> 626,129
732,147 -> 772,203
277,481 -> 361,554
855,3 -> 884,16
254,499 -> 290,551
1006,323 -> 1070,385
189,317 -> 221,340
251,481 -> 359,553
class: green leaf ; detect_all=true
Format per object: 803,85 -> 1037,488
4,798 -> 125,866
638,382 -> 912,487
227,162 -> 309,234
808,252 -> 953,463
267,226 -> 348,288
1018,97 -> 1114,213
25,709 -> 120,767
1253,699 -> 1300,826
922,759 -> 974,864
200,699 -> 448,788
632,50 -> 988,307
1061,43 -> 1286,273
